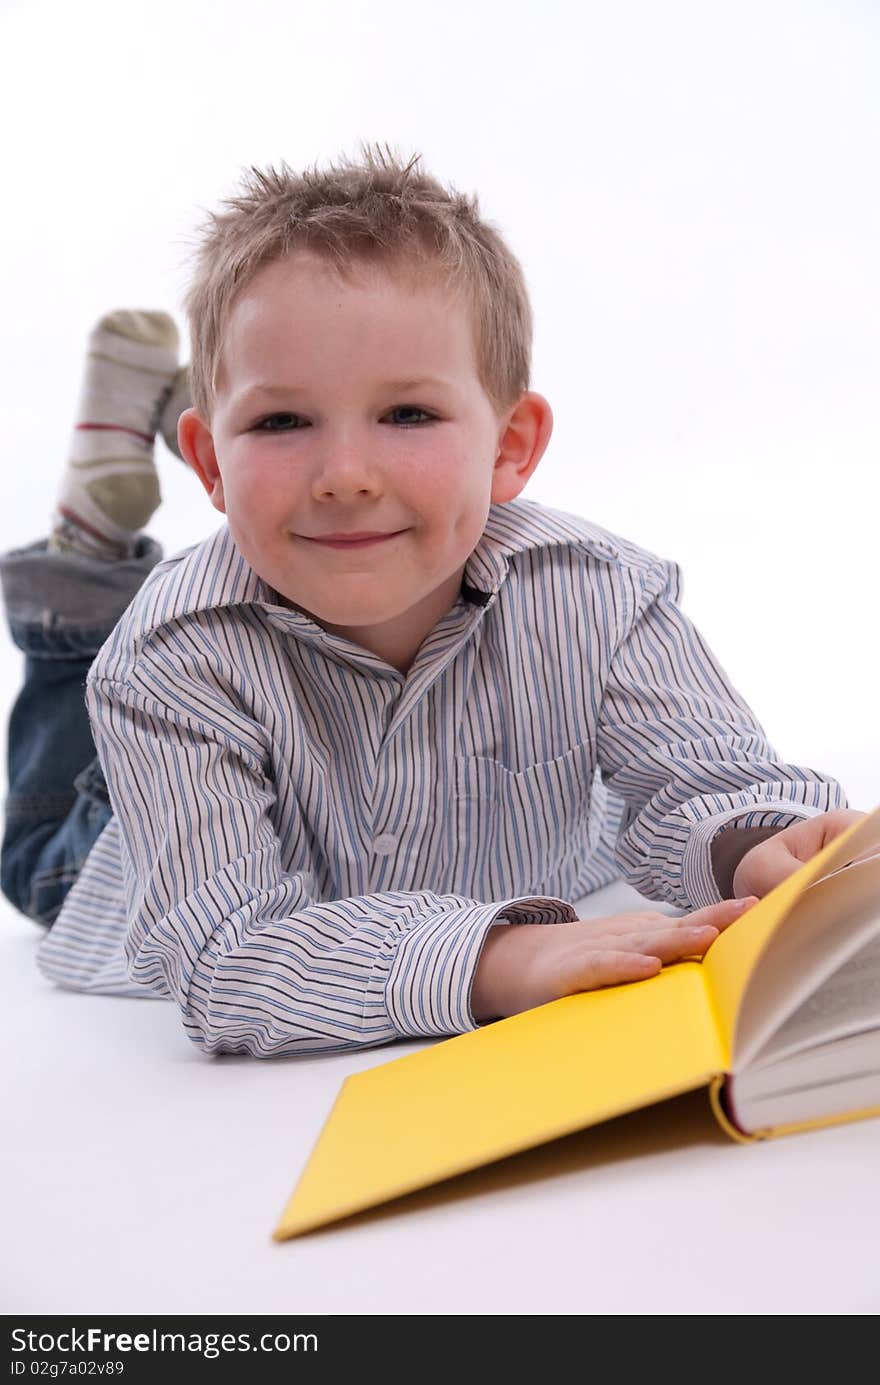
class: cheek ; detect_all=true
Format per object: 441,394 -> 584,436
394,441 -> 440,488
403,438 -> 475,495
226,456 -> 290,514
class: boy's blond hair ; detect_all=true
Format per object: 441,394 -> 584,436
179,141 -> 533,425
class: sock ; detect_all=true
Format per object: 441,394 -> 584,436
158,362 -> 192,461
48,310 -> 181,561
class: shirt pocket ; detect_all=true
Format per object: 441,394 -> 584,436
448,743 -> 597,900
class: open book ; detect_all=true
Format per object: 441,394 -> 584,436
274,804 -> 880,1239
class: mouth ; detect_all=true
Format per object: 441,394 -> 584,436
303,531 -> 405,549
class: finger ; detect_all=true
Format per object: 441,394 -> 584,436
578,897 -> 757,938
559,950 -> 663,994
688,897 -> 759,932
554,924 -> 722,1004
772,810 -> 865,866
606,923 -> 722,963
579,911 -> 685,936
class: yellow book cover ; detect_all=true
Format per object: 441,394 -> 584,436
274,805 -> 880,1240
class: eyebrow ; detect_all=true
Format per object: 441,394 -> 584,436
237,377 -> 455,403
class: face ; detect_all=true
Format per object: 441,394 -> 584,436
179,252 -> 552,675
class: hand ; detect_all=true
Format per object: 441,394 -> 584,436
470,896 -> 759,1022
731,808 -> 869,900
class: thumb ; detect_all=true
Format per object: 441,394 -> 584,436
733,832 -> 809,898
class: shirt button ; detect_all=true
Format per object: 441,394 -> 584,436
373,833 -> 397,855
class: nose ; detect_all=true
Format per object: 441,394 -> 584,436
310,430 -> 383,500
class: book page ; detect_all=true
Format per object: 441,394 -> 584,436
704,805 -> 880,1057
802,842 -> 880,883
746,929 -> 880,1070
730,1030 -> 880,1131
732,852 -> 880,1071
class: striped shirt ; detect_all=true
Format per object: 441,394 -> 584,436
36,497 -> 846,1056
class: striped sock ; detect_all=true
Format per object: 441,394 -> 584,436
48,310 -> 181,561
158,362 -> 192,461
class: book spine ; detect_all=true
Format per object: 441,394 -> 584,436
708,1075 -> 759,1144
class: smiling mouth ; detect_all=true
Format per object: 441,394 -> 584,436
304,532 -> 404,549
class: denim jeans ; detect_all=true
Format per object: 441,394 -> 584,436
0,534 -> 163,926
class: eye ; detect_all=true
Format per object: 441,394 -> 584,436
253,413 -> 303,431
251,406 -> 436,431
386,406 -> 435,426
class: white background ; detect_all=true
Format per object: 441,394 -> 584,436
1,0 -> 878,796
1,0 -> 879,1318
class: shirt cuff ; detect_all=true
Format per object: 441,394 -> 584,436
385,895 -> 577,1039
682,803 -> 827,907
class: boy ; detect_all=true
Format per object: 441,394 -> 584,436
0,144 -> 864,1056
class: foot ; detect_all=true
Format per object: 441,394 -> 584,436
48,310 -> 181,560
158,362 -> 192,461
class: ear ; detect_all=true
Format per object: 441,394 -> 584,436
177,408 -> 226,514
489,392 -> 554,505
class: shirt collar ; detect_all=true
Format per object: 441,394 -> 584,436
123,497 -> 619,646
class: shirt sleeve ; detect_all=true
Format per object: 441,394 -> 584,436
596,556 -> 849,910
84,671 -> 576,1059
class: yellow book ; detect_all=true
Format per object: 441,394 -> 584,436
274,804 -> 880,1240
